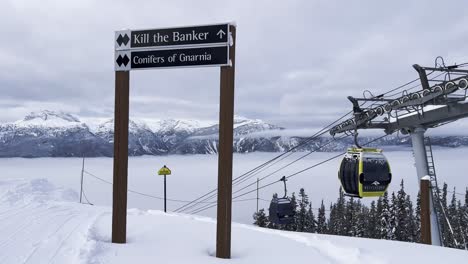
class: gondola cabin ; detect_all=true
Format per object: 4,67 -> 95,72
338,147 -> 391,198
268,197 -> 295,225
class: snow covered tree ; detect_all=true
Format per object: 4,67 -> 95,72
456,200 -> 467,250
327,189 -> 346,236
376,195 -> 384,239
343,197 -> 355,236
447,189 -> 459,248
415,191 -> 421,242
296,188 -> 309,232
253,208 -> 269,227
366,201 -> 378,238
465,187 -> 468,207
306,203 -> 317,233
283,192 -> 297,231
317,200 -> 327,234
354,200 -> 366,238
405,195 -> 417,242
388,192 -> 397,240
463,188 -> 468,249
394,180 -> 413,242
328,203 -> 338,235
334,188 -> 346,236
267,193 -> 279,230
379,191 -> 395,240
440,183 -> 451,246
394,180 -> 406,241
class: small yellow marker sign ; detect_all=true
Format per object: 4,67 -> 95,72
158,165 -> 171,176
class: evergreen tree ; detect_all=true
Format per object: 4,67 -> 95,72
440,183 -> 451,246
296,188 -> 309,232
405,195 -> 417,242
354,200 -> 366,238
317,200 -> 327,234
463,188 -> 468,249
328,203 -> 338,235
267,193 -> 279,230
447,190 -> 459,248
415,192 -> 421,242
256,184 -> 468,251
306,203 -> 317,233
379,191 -> 394,240
394,180 -> 411,242
284,192 -> 297,231
253,208 -> 269,227
388,192 -> 397,240
344,197 -> 355,236
366,201 -> 378,238
441,183 -> 448,207
456,200 -> 468,250
335,188 -> 346,236
376,195 -> 384,239
465,187 -> 468,207
394,180 -> 406,241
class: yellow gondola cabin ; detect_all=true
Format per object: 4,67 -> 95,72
338,148 -> 392,198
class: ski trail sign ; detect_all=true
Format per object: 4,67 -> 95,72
112,23 -> 236,260
115,23 -> 230,71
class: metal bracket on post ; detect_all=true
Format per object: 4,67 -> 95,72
348,96 -> 362,114
413,64 -> 430,91
280,176 -> 288,198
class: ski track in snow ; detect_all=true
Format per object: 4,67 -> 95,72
238,223 -> 384,264
0,179 -> 105,264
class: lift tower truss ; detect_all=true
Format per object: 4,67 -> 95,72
330,61 -> 468,246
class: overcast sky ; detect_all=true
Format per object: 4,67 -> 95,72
1,0 -> 468,133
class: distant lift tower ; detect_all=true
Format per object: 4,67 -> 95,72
330,60 -> 468,246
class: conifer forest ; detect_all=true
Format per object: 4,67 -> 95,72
253,180 -> 468,250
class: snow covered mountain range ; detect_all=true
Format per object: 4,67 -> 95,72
0,110 -> 467,157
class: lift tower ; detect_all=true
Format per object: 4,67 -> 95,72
330,60 -> 468,246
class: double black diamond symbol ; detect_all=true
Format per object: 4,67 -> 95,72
116,54 -> 130,67
116,34 -> 130,46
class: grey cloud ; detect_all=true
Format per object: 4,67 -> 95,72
1,0 -> 468,134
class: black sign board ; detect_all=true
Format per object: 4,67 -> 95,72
115,46 -> 229,71
115,24 -> 229,50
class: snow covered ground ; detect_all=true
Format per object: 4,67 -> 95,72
0,148 -> 467,224
0,178 -> 467,264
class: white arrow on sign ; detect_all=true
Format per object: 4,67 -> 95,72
217,29 -> 226,39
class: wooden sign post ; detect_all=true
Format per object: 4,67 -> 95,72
112,23 -> 236,258
216,25 -> 235,259
420,177 -> 432,245
112,71 -> 130,243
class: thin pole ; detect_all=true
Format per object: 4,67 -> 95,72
256,178 -> 259,213
80,154 -> 85,203
216,25 -> 236,259
164,175 -> 167,213
112,71 -> 130,244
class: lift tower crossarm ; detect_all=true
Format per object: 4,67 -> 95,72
330,72 -> 468,136
366,101 -> 468,134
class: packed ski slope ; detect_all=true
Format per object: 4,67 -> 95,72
0,178 -> 467,264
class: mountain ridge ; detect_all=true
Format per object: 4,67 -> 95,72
0,110 -> 467,157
